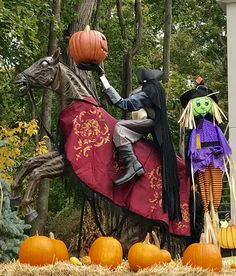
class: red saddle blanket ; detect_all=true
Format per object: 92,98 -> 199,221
59,97 -> 191,236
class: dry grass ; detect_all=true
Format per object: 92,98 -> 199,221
0,260 -> 235,276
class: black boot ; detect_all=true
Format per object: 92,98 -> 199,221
114,144 -> 144,186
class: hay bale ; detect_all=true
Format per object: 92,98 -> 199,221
0,260 -> 235,276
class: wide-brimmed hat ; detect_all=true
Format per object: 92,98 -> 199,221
180,85 -> 218,108
136,68 -> 163,83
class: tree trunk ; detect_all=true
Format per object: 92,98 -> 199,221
31,0 -> 61,235
162,0 -> 172,84
61,0 -> 99,102
117,0 -> 143,118
59,0 -> 101,256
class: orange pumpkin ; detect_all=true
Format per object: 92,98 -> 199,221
19,235 -> 55,266
69,25 -> 108,65
160,249 -> 172,263
49,232 -> 69,262
128,233 -> 163,272
231,262 -> 236,269
151,231 -> 171,263
89,236 -> 123,269
182,233 -> 222,272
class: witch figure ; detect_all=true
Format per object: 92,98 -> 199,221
178,76 -> 232,244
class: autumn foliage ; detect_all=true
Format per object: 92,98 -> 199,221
0,119 -> 48,183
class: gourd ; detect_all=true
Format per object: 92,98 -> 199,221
70,256 -> 82,266
218,221 -> 236,249
89,236 -> 123,268
128,233 -> 163,272
182,233 -> 222,272
231,262 -> 236,269
80,255 -> 91,265
69,25 -> 108,65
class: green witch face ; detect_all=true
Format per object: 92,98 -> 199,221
192,96 -> 213,117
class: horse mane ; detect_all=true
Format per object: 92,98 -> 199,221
57,63 -> 100,103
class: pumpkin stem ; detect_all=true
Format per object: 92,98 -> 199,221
151,231 -> 160,249
85,25 -> 90,31
49,232 -> 55,240
144,232 -> 150,244
35,230 -> 39,236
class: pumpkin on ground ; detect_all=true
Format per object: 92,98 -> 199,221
69,25 -> 108,65
128,233 -> 163,272
218,221 -> 236,249
182,233 -> 222,272
151,231 -> 172,263
49,232 -> 69,262
19,233 -> 69,266
80,255 -> 91,265
19,235 -> 56,266
231,262 -> 236,269
89,236 -> 123,269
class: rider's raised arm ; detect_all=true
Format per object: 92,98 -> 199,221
103,86 -> 152,112
77,62 -> 153,112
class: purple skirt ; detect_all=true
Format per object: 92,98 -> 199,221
191,146 -> 225,173
188,119 -> 232,173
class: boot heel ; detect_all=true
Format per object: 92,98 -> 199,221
136,167 -> 145,176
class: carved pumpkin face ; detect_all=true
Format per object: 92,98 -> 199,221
89,236 -> 123,269
69,25 -> 108,65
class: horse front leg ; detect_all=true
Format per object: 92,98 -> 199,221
21,154 -> 65,222
11,151 -> 60,206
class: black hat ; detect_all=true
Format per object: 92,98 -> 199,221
180,85 -> 218,108
136,68 -> 163,83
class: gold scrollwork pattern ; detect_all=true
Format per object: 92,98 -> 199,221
174,203 -> 190,231
72,106 -> 110,159
148,166 -> 162,213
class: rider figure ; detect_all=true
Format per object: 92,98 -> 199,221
79,63 -> 182,220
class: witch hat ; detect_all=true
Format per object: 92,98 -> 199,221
180,76 -> 218,108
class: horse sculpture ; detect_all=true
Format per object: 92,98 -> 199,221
12,49 -> 192,256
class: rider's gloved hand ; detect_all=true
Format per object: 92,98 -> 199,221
77,62 -> 104,77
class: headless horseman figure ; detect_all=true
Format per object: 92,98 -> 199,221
79,64 -> 182,221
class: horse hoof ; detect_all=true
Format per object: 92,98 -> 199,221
10,195 -> 22,208
26,209 -> 38,223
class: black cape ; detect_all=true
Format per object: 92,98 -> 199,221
142,79 -> 182,221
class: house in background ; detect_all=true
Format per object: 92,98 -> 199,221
217,0 -> 236,161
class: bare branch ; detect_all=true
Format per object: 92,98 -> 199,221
130,0 -> 143,56
116,0 -> 128,40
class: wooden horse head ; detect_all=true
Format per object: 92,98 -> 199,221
14,49 -> 98,101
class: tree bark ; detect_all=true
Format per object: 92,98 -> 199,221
162,0 -> 172,84
59,0 -> 101,256
117,0 -> 143,118
31,0 -> 61,235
